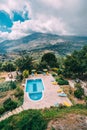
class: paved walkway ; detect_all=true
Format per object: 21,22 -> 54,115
0,106 -> 24,122
23,74 -> 72,109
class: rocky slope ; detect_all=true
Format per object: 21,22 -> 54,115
47,114 -> 87,130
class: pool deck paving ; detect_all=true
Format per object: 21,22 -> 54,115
23,74 -> 72,109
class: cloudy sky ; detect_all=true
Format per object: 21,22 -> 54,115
0,0 -> 87,41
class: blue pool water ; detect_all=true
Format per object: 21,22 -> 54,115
26,79 -> 44,101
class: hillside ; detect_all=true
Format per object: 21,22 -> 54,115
0,33 -> 87,55
0,105 -> 87,130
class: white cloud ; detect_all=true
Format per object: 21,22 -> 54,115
0,0 -> 87,41
0,31 -> 9,42
7,15 -> 70,40
41,0 -> 63,9
0,0 -> 32,18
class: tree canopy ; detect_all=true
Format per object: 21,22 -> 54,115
64,46 -> 87,78
1,62 -> 16,72
15,55 -> 33,72
41,52 -> 58,68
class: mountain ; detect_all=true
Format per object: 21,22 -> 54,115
0,32 -> 87,55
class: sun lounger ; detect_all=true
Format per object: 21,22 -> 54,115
52,82 -> 57,85
63,101 -> 71,107
58,92 -> 67,97
54,103 -> 59,107
57,89 -> 62,93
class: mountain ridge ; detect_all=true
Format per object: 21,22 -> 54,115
0,32 -> 87,55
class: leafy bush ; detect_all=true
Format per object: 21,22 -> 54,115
75,83 -> 81,88
74,86 -> 84,99
15,87 -> 24,98
15,55 -> 33,72
63,46 -> 87,79
38,61 -> 48,70
41,53 -> 58,68
0,81 -> 17,92
56,77 -> 69,85
14,87 -> 24,106
57,69 -> 63,75
26,111 -> 47,130
16,74 -> 23,81
74,104 -> 86,109
2,62 -> 16,72
52,73 -> 57,77
9,81 -> 17,89
3,98 -> 17,111
0,110 -> 48,130
84,96 -> 87,104
58,79 -> 69,85
52,68 -> 58,72
23,70 -> 29,78
0,107 -> 5,115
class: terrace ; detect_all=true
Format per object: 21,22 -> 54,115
23,74 -> 72,109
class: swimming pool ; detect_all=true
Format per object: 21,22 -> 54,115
26,79 -> 44,101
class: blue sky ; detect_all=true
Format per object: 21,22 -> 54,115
0,0 -> 87,41
0,10 -> 29,32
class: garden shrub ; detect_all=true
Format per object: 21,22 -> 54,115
14,87 -> 24,98
51,126 -> 56,130
52,68 -> 58,72
75,83 -> 81,88
52,73 -> 57,77
58,79 -> 69,85
23,70 -> 29,78
14,87 -> 24,106
57,69 -> 63,75
0,107 -> 5,115
0,110 -> 48,130
74,104 -> 86,109
74,86 -> 84,99
3,98 -> 17,111
56,77 -> 69,85
16,74 -> 23,81
9,81 -> 17,89
0,81 -> 17,92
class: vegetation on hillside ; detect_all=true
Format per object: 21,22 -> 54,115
0,81 -> 16,92
0,45 -> 87,124
0,82 -> 24,115
0,32 -> 87,56
0,61 -> 16,72
0,46 -> 87,80
0,105 -> 87,130
15,55 -> 33,72
74,83 -> 84,99
63,46 -> 87,79
56,77 -> 69,85
0,110 -> 48,130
